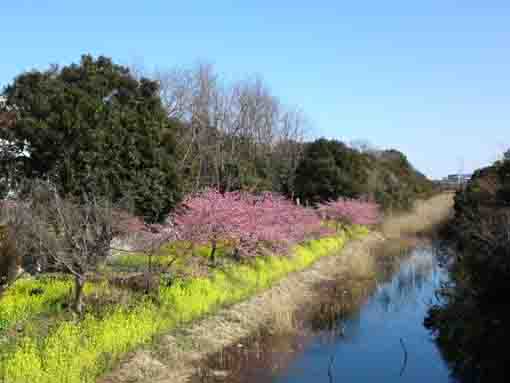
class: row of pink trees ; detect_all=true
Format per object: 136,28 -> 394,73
317,198 -> 380,232
172,189 -> 380,261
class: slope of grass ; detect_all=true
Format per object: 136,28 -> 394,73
0,226 -> 368,383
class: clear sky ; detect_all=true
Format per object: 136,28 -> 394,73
1,1 -> 509,178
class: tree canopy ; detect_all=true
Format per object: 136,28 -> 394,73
294,139 -> 367,205
294,138 -> 434,209
0,55 -> 181,222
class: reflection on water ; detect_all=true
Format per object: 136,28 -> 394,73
375,247 -> 442,315
196,244 -> 457,383
276,245 -> 453,383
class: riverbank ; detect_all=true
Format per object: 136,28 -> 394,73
195,243 -> 450,382
100,193 -> 453,383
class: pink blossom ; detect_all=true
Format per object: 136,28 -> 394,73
317,198 -> 380,228
172,189 -> 331,258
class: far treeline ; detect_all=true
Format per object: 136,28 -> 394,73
426,150 -> 510,382
0,55 -> 434,222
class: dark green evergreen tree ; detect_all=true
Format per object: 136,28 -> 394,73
294,138 -> 367,205
294,138 -> 433,209
0,55 -> 181,222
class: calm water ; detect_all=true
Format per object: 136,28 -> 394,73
274,245 -> 455,383
198,244 -> 457,382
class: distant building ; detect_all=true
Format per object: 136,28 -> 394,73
445,174 -> 471,183
438,173 -> 472,189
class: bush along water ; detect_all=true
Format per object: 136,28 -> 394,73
425,152 -> 510,382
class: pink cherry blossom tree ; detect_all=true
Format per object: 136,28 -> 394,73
238,192 -> 331,256
173,189 -> 249,262
173,189 -> 333,260
317,198 -> 380,232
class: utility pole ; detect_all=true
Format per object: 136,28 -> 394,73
457,156 -> 465,190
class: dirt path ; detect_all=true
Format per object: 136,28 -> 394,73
100,193 -> 453,383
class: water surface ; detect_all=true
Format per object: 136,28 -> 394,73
197,244 -> 456,382
276,245 -> 454,383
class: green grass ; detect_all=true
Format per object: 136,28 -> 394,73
0,226 -> 368,383
108,253 -> 177,269
0,277 -> 116,333
0,277 -> 72,330
108,242 -> 230,270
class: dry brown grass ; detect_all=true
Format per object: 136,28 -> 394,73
381,193 -> 454,238
263,296 -> 301,335
99,193 -> 454,383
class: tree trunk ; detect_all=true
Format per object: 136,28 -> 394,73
232,247 -> 241,261
210,240 -> 217,264
6,254 -> 21,284
73,275 -> 85,315
148,252 -> 153,273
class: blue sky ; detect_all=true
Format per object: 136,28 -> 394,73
1,1 -> 509,178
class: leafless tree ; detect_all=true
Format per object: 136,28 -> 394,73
143,62 -> 309,194
271,106 -> 308,196
152,62 -> 223,190
109,210 -> 182,292
4,182 -> 114,314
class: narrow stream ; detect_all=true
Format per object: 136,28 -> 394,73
196,243 -> 457,382
275,245 -> 452,383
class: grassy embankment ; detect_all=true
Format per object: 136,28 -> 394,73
0,225 -> 368,383
100,193 -> 454,383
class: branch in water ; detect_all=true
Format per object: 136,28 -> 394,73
399,337 -> 408,377
328,355 -> 335,383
